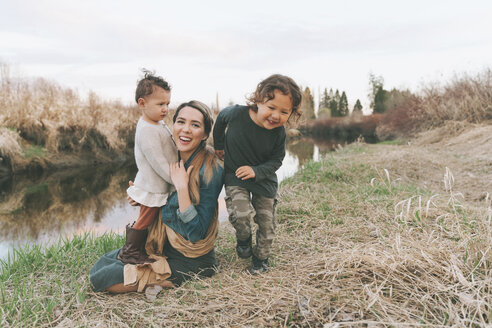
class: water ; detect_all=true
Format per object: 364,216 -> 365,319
0,137 -> 338,260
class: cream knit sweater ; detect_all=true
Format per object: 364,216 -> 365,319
127,118 -> 178,207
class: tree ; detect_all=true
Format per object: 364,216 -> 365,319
373,86 -> 388,114
352,99 -> 363,115
318,88 -> 331,118
320,88 -> 330,110
338,91 -> 349,116
317,107 -> 331,118
329,97 -> 339,117
368,73 -> 387,113
299,87 -> 315,121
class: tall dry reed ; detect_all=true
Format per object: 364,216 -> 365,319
0,63 -> 141,158
377,69 -> 492,139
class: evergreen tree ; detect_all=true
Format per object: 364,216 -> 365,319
330,89 -> 342,117
352,99 -> 363,115
368,73 -> 388,113
373,86 -> 388,114
328,88 -> 334,99
334,89 -> 340,103
318,87 -> 331,118
329,98 -> 339,117
338,91 -> 349,116
320,88 -> 330,109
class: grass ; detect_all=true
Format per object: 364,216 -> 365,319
0,63 -> 142,173
0,233 -> 124,327
1,141 -> 490,326
23,144 -> 46,159
376,69 -> 492,140
377,139 -> 407,145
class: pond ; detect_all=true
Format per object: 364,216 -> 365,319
0,137 -> 340,260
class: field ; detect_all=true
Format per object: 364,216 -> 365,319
1,122 -> 491,327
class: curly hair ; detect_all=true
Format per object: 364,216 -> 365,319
246,74 -> 302,121
135,69 -> 171,103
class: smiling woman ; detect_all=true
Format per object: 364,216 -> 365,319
89,100 -> 224,294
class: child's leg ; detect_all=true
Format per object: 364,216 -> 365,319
133,205 -> 159,230
251,194 -> 276,260
118,205 -> 158,264
225,186 -> 253,241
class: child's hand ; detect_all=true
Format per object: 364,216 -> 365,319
127,180 -> 140,206
215,150 -> 224,160
170,160 -> 193,191
236,166 -> 255,180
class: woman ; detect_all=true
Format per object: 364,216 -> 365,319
90,100 -> 224,293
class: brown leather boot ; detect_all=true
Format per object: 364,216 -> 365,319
118,223 -> 155,264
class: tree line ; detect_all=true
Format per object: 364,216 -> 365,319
297,73 -> 413,122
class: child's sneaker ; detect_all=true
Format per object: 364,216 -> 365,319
250,254 -> 269,274
236,235 -> 252,259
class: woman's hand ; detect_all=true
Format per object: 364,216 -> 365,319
170,160 -> 194,191
236,166 -> 255,180
127,181 -> 140,206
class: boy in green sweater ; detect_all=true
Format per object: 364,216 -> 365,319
213,74 -> 302,274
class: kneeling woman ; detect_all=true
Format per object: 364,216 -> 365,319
90,101 -> 224,293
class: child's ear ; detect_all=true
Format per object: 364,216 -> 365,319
137,97 -> 145,109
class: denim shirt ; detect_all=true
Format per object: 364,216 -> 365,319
161,152 -> 224,243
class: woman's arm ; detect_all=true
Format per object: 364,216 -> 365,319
170,163 -> 224,242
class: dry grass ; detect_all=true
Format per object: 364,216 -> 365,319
0,63 -> 141,170
418,70 -> 492,126
1,127 -> 484,327
377,69 -> 492,140
0,63 -> 217,173
0,127 -> 25,171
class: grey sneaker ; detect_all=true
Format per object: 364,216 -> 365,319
250,254 -> 269,274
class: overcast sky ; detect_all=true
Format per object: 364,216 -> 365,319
1,0 -> 491,112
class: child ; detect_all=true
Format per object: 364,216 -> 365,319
118,71 -> 178,264
213,74 -> 302,274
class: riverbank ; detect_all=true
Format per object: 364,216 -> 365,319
1,122 -> 491,327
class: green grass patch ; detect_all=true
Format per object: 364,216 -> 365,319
23,145 -> 46,159
24,182 -> 49,195
377,139 -> 407,145
0,233 -> 124,327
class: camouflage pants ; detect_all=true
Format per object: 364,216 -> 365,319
225,185 -> 277,260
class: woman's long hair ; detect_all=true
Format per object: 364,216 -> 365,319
187,145 -> 218,205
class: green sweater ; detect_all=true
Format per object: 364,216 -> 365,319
213,105 -> 286,198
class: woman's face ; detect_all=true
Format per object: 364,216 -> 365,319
173,106 -> 207,160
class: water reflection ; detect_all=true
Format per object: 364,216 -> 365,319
0,137 -> 343,260
0,163 -> 140,259
285,136 -> 343,169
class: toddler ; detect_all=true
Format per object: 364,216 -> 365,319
119,71 -> 178,264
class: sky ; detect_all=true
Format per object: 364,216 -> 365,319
1,0 -> 492,113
